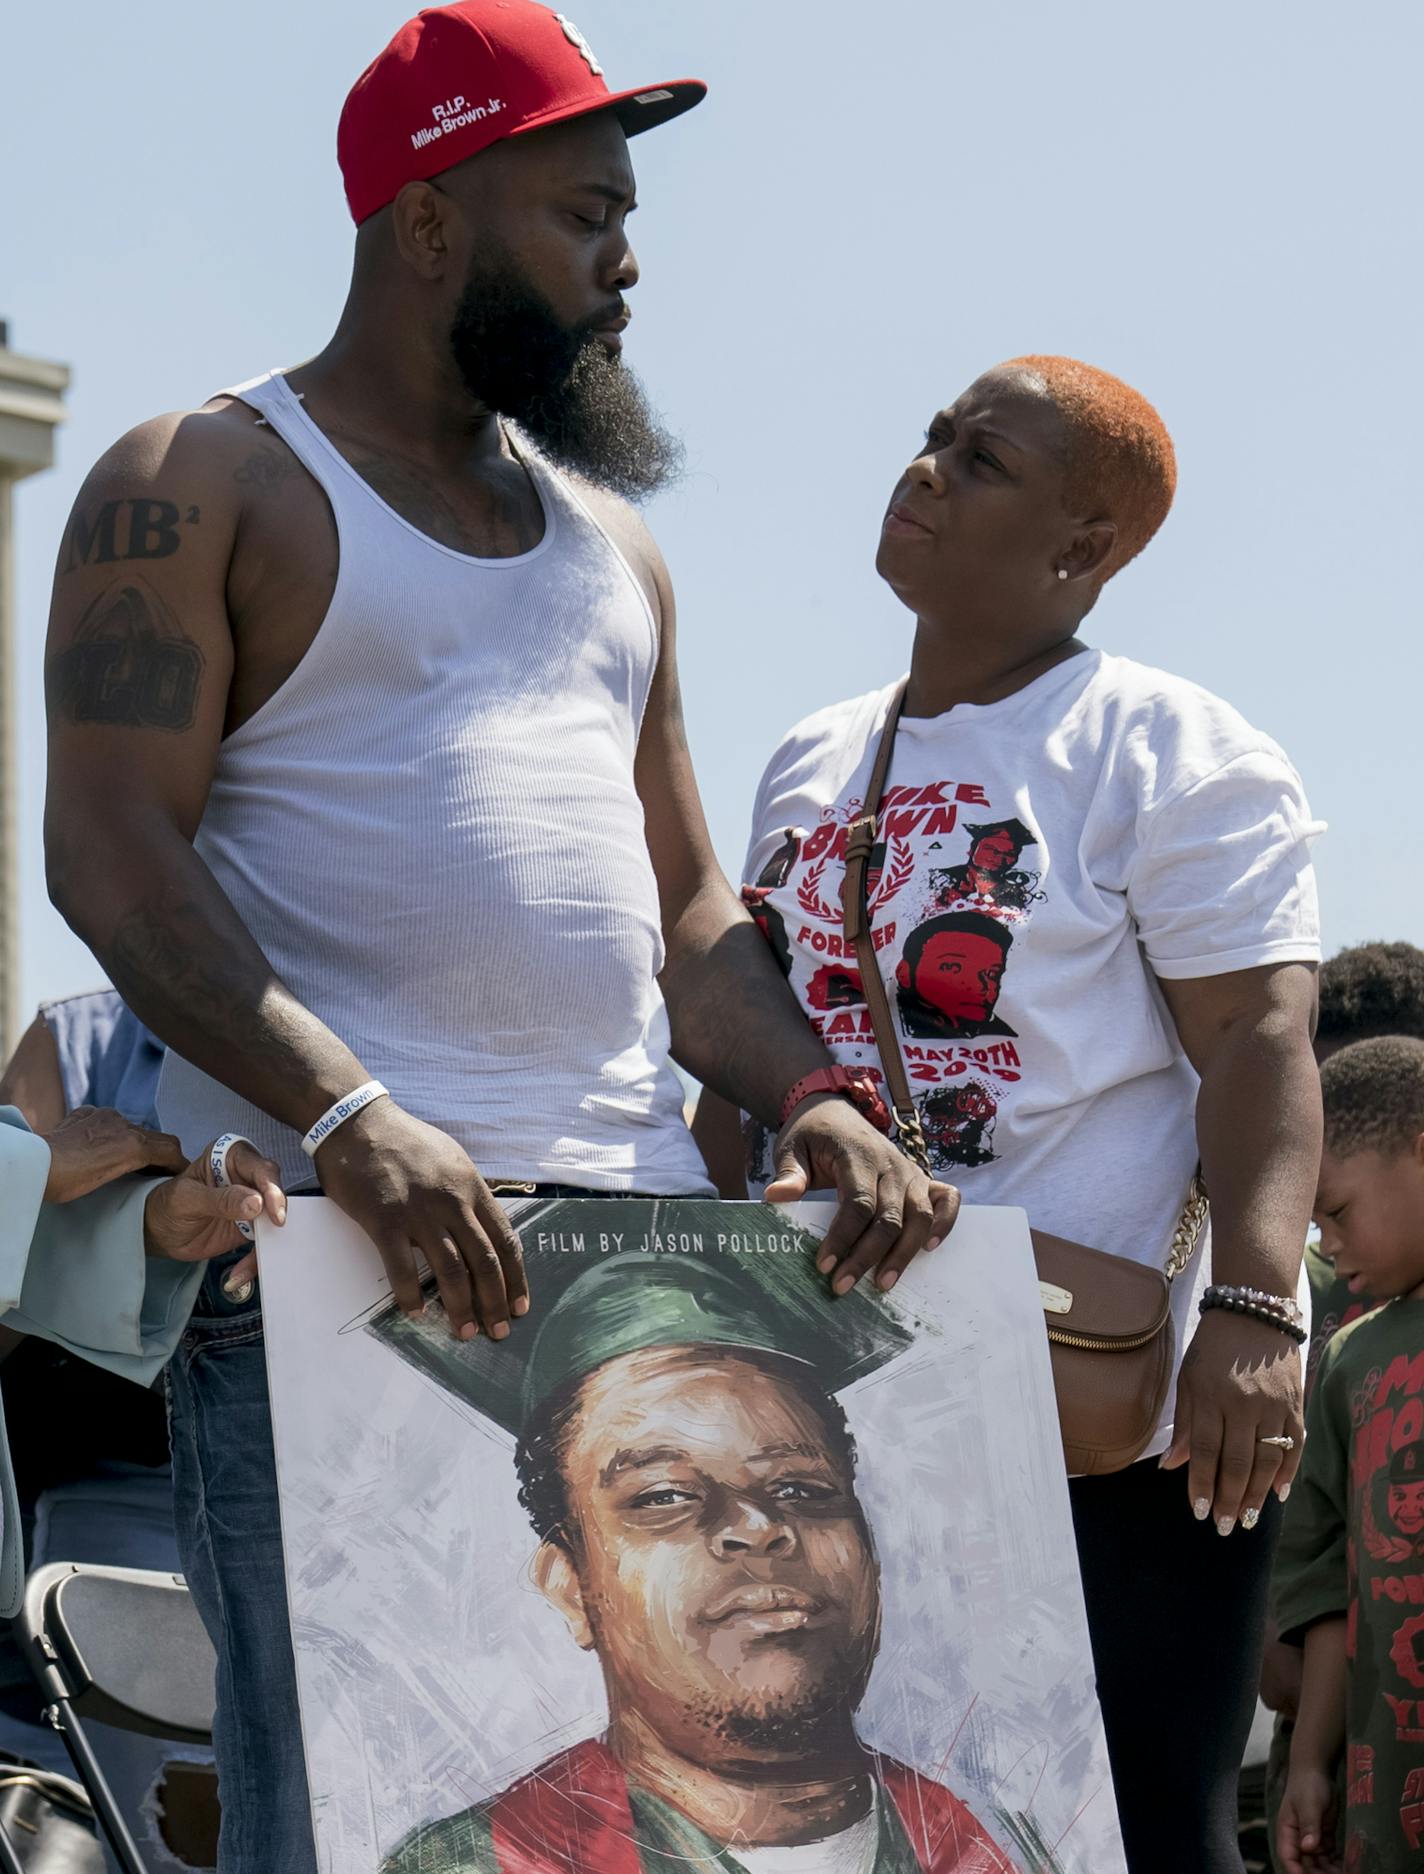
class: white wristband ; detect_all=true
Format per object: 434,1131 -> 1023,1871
301,1081 -> 389,1158
209,1132 -> 257,1240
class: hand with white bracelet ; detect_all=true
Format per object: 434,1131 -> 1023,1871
311,1096 -> 529,1343
144,1136 -> 287,1282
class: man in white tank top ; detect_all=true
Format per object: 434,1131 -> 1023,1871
42,8 -> 952,1869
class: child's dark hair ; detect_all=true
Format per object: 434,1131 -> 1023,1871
1317,942 -> 1424,1047
1320,1036 -> 1424,1159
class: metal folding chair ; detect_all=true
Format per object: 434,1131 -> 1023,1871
0,1794 -> 26,1874
14,1564 -> 215,1874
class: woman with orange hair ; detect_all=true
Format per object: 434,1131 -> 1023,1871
695,358 -> 1325,1872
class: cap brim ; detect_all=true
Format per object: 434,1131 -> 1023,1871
363,1197 -> 922,1440
511,78 -> 707,145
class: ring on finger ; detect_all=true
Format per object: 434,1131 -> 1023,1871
1257,1434 -> 1296,1451
209,1132 -> 258,1244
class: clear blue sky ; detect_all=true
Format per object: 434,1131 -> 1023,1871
3,0 -> 1420,1019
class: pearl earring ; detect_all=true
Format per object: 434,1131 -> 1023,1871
1056,569 -> 1068,581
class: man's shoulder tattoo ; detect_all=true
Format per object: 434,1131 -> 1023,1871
48,576 -> 205,732
62,496 -> 200,574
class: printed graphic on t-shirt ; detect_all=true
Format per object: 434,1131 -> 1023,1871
925,817 -> 1045,919
1345,1343 -> 1424,1862
742,776 -> 1037,1177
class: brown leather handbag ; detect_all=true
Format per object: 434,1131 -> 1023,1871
841,678 -> 1207,1475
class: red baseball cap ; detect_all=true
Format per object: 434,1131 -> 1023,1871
339,1 -> 706,224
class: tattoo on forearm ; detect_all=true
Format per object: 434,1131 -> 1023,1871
63,498 -> 199,573
109,900 -> 315,1102
661,912 -> 825,1123
48,578 -> 205,731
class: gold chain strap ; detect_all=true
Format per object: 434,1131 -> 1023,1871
893,1105 -> 932,1177
1164,1174 -> 1209,1281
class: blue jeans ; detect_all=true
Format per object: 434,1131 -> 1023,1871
166,1248 -> 315,1874
165,1183 -> 624,1874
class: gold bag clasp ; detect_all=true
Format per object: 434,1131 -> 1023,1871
1039,1281 -> 1074,1316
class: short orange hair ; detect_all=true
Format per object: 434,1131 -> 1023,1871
1003,356 -> 1177,579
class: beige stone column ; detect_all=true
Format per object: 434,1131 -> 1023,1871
0,330 -> 70,1060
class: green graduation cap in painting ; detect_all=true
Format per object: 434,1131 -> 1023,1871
372,1200 -> 1018,1874
366,1198 -> 918,1439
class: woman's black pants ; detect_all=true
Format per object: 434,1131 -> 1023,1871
1070,1455 -> 1279,1874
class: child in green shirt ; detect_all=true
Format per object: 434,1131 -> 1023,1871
1274,1036 -> 1424,1872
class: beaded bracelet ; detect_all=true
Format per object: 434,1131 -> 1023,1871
1199,1289 -> 1308,1344
1201,1283 -> 1305,1332
1202,1282 -> 1306,1331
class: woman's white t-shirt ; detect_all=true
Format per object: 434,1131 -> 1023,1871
741,650 -> 1324,1458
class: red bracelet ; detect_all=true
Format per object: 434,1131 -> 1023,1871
779,1067 -> 892,1134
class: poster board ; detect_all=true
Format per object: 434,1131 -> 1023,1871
260,1197 -> 1125,1873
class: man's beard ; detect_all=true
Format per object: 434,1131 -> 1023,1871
691,1671 -> 869,1757
449,261 -> 682,502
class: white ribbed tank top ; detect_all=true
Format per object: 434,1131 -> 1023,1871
158,370 -> 712,1197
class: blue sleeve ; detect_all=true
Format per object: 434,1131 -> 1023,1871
0,1107 -> 204,1615
3,1176 -> 204,1384
39,990 -> 164,1129
0,1107 -> 51,1308
39,990 -> 124,1112
0,1112 -> 50,1612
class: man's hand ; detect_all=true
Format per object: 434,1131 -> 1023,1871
764,1094 -> 959,1293
1277,1763 -> 1342,1874
43,1106 -> 186,1203
144,1137 -> 287,1278
1161,1310 -> 1304,1533
314,1101 -> 529,1340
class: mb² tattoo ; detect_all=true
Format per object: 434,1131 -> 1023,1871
62,496 -> 199,573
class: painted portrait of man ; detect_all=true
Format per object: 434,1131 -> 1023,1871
368,1215 -> 1017,1874
895,913 -> 1017,1042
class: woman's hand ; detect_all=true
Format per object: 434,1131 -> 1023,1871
1161,1310 -> 1304,1533
42,1105 -> 185,1203
143,1137 -> 287,1285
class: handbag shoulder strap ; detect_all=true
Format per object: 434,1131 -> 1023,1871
840,680 -> 931,1172
839,680 -> 1210,1265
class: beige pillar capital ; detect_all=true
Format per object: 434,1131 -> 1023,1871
0,329 -> 71,1061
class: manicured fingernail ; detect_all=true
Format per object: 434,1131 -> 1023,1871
1277,1482 -> 1291,1504
458,1322 -> 477,1342
1242,1506 -> 1260,1531
513,1296 -> 530,1317
1193,1497 -> 1211,1521
276,1200 -> 288,1224
817,1255 -> 836,1275
833,1272 -> 856,1295
1217,1516 -> 1235,1538
926,1236 -> 943,1252
877,1270 -> 900,1291
491,1320 -> 510,1341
